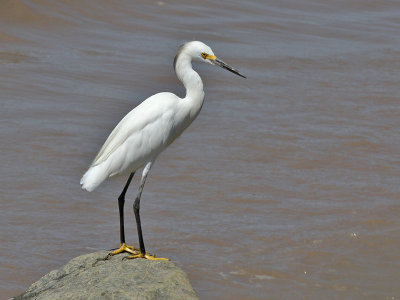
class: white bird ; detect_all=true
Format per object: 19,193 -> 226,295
80,41 -> 245,260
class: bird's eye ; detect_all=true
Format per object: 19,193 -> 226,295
201,52 -> 208,59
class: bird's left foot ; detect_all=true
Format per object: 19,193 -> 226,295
111,243 -> 139,256
125,251 -> 169,261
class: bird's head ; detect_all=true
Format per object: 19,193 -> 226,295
174,41 -> 246,78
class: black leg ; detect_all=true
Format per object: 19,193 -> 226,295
133,166 -> 151,256
118,172 -> 134,245
127,162 -> 168,260
134,197 -> 145,256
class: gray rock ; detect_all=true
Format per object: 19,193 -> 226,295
12,250 -> 198,300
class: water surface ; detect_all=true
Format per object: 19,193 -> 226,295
1,1 -> 400,299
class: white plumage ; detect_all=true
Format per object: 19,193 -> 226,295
80,92 -> 194,191
79,41 -> 245,260
80,41 -> 209,192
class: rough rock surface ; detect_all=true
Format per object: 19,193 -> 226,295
12,250 -> 198,300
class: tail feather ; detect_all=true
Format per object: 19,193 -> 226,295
80,164 -> 109,192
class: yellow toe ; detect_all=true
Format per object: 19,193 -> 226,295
126,252 -> 169,261
111,243 -> 139,255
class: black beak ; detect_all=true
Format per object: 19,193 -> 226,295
212,58 -> 246,78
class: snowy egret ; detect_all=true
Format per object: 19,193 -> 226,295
80,41 -> 245,260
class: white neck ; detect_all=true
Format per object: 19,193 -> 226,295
175,53 -> 205,119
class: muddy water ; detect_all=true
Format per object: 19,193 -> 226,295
1,0 -> 400,299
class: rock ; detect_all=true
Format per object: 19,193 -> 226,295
12,250 -> 198,300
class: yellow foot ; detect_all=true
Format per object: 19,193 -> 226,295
111,243 -> 139,256
125,251 -> 169,261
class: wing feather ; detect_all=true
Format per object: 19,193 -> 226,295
91,92 -> 180,167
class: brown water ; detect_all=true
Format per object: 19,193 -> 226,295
1,0 -> 400,299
